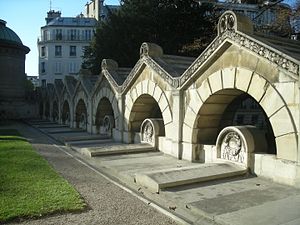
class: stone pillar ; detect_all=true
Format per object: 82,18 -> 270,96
115,93 -> 124,142
49,100 -> 53,121
170,90 -> 183,159
298,79 -> 300,164
86,98 -> 93,133
42,101 -> 46,120
70,99 -> 76,128
58,100 -> 62,124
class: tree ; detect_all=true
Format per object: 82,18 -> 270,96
82,0 -> 217,74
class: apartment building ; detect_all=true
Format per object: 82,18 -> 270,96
38,10 -> 97,86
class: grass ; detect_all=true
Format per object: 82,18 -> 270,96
0,129 -> 86,223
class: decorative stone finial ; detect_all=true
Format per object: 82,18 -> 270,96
218,11 -> 253,36
140,42 -> 163,58
101,59 -> 118,70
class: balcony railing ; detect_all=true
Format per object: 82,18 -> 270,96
38,34 -> 93,43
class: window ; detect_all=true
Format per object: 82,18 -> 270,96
41,62 -> 46,73
55,45 -> 62,57
41,46 -> 46,57
55,62 -> 62,74
69,62 -> 77,74
85,30 -> 91,40
70,46 -> 76,56
43,30 -> 48,41
69,29 -> 77,40
55,29 -> 62,40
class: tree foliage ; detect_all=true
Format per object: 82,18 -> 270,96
82,0 -> 217,74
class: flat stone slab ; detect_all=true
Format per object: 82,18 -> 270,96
66,139 -> 113,148
43,127 -> 84,134
58,133 -> 110,142
34,124 -> 69,129
76,143 -> 156,157
135,162 -> 247,193
29,121 -> 57,125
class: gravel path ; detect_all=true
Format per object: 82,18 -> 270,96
8,122 -> 179,225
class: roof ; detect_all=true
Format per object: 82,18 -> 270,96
45,17 -> 97,27
0,19 -> 22,45
252,33 -> 300,61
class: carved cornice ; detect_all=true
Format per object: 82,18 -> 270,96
103,70 -> 122,93
180,11 -> 299,86
143,57 -> 180,88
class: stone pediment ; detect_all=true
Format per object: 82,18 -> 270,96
64,76 -> 77,98
75,74 -> 98,99
180,11 -> 300,87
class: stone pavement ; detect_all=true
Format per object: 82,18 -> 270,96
7,120 -> 300,225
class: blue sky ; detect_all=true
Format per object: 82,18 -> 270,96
0,0 -> 120,76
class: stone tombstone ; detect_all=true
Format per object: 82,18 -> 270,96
216,126 -> 267,168
140,118 -> 164,148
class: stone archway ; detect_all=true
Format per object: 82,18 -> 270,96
124,80 -> 172,136
129,94 -> 165,133
183,67 -> 298,161
75,99 -> 87,130
95,97 -> 115,135
62,100 -> 70,125
93,87 -> 119,135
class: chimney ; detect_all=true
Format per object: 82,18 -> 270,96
46,10 -> 61,24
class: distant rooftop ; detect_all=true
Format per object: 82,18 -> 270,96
45,17 -> 97,27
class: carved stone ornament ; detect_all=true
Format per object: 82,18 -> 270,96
219,12 -> 236,34
63,112 -> 70,125
220,131 -> 245,164
102,115 -> 114,136
79,113 -> 86,129
142,121 -> 154,144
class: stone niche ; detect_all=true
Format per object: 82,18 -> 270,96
216,126 -> 268,169
140,118 -> 165,148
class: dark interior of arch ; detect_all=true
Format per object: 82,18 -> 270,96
62,101 -> 70,124
52,101 -> 59,120
95,97 -> 115,130
75,99 -> 87,128
130,94 -> 164,133
45,101 -> 50,118
196,89 -> 276,154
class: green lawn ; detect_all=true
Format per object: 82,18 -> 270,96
0,129 -> 86,223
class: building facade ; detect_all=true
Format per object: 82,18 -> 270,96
84,0 -> 119,21
38,10 -> 97,86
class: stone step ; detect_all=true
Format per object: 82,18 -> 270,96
29,121 -> 56,125
135,162 -> 248,193
61,134 -> 110,142
75,143 -> 156,157
44,128 -> 84,134
66,138 -> 112,147
35,124 -> 69,129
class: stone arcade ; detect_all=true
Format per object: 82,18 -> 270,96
38,11 -> 300,187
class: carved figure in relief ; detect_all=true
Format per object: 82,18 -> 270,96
221,131 -> 244,163
143,121 -> 153,144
